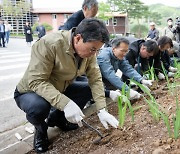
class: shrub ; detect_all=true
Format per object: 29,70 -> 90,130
32,22 -> 53,32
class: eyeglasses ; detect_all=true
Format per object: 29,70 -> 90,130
89,48 -> 100,54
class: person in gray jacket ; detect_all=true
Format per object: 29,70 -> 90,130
162,18 -> 176,41
97,37 -> 153,100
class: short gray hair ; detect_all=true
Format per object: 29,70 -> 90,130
82,0 -> 98,9
111,37 -> 129,48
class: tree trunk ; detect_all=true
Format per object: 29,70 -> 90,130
137,19 -> 141,38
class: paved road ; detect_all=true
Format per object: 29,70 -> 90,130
0,38 -> 35,133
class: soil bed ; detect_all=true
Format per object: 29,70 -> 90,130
29,79 -> 180,154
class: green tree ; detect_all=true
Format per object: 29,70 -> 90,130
131,24 -> 148,38
2,0 -> 31,34
107,0 -> 149,37
107,0 -> 148,19
32,22 -> 53,32
147,11 -> 162,25
97,2 -> 117,34
97,2 -> 112,21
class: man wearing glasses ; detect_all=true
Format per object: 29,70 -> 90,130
97,37 -> 154,100
14,19 -> 119,153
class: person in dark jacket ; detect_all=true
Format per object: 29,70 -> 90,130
149,36 -> 177,80
58,0 -> 98,30
0,19 -> 6,47
58,0 -> 120,101
125,39 -> 159,75
36,23 -> 46,39
147,22 -> 159,41
24,21 -> 33,46
97,37 -> 153,100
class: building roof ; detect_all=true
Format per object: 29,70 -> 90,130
32,8 -> 77,14
104,12 -> 127,17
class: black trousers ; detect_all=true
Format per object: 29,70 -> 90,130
14,81 -> 93,133
0,32 -> 5,47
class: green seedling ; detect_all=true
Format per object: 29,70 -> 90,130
174,59 -> 180,79
161,62 -> 172,94
173,81 -> 180,139
131,79 -> 171,136
117,84 -> 135,128
144,61 -> 157,81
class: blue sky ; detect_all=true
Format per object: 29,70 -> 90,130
32,0 -> 180,9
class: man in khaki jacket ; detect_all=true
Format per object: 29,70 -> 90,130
14,18 -> 119,153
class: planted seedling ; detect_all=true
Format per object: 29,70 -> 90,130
131,79 -> 171,136
117,84 -> 135,128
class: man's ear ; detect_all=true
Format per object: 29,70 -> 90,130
83,6 -> 88,11
112,47 -> 116,52
74,34 -> 82,44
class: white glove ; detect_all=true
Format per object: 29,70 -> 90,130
141,79 -> 153,87
109,90 -> 121,102
158,72 -> 165,80
129,89 -> 142,100
115,69 -> 122,78
168,72 -> 175,77
63,100 -> 85,127
169,66 -> 177,73
142,74 -> 150,80
98,108 -> 119,129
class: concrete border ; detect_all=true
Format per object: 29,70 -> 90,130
0,99 -> 112,154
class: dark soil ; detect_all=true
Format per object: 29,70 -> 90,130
28,79 -> 180,154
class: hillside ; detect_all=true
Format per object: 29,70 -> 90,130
148,4 -> 180,27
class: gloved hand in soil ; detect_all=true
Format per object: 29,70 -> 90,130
169,66 -> 177,73
142,74 -> 150,80
109,90 -> 121,102
63,100 -> 85,127
158,72 -> 165,80
168,72 -> 175,77
141,79 -> 153,87
129,89 -> 142,100
98,108 -> 119,129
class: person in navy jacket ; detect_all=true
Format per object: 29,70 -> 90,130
0,19 -> 5,47
59,0 -> 98,30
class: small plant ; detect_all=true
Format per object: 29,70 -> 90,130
144,61 -> 157,81
131,79 -> 171,136
174,59 -> 180,79
172,80 -> 180,139
161,62 -> 172,94
117,84 -> 135,128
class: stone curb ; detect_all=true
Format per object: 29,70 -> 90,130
0,99 -> 112,154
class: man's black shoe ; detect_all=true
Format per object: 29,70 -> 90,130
34,128 -> 49,153
47,117 -> 79,131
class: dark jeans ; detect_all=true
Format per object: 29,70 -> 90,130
14,81 -> 93,133
76,75 -> 110,97
5,31 -> 10,44
0,32 -> 5,47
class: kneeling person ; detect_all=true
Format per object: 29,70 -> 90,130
14,18 -> 119,153
97,37 -> 153,100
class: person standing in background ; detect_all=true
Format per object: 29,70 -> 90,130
0,19 -> 6,47
24,21 -> 33,46
147,22 -> 159,41
162,18 -> 176,41
58,0 -> 98,30
4,20 -> 12,44
36,22 -> 46,39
